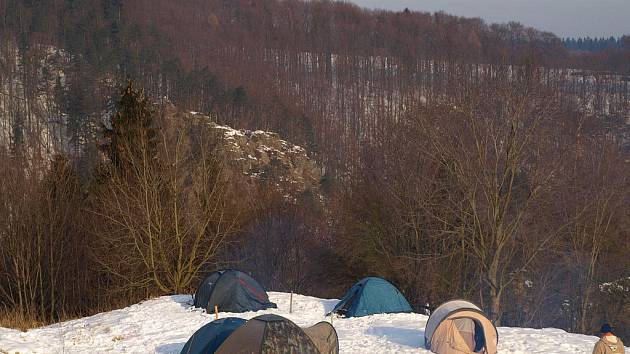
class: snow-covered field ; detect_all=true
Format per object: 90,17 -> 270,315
0,292 -> 626,353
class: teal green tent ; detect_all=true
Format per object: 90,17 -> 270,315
328,277 -> 413,317
180,317 -> 246,354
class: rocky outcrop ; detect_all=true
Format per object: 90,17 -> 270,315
173,107 -> 321,199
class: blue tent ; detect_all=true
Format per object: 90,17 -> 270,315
180,317 -> 246,354
328,277 -> 413,317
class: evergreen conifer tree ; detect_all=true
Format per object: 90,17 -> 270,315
104,81 -> 156,172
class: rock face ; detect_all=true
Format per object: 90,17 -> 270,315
176,108 -> 321,199
0,43 -> 70,157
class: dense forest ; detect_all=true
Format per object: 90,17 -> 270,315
0,0 -> 629,339
563,36 -> 629,52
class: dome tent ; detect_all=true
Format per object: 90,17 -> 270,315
179,317 -> 246,354
193,269 -> 276,313
303,321 -> 339,354
327,277 -> 413,318
215,314 -> 339,354
424,300 -> 498,354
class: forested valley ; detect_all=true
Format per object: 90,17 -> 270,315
0,0 -> 629,338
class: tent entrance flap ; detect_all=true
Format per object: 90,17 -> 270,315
338,290 -> 359,316
452,317 -> 487,352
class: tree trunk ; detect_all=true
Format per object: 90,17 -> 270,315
488,257 -> 502,326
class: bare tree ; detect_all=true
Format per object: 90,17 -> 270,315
557,136 -> 629,333
90,93 -> 242,295
0,153 -> 87,325
422,74 -> 572,324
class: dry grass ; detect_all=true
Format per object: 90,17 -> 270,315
0,293 -> 154,332
0,310 -> 44,331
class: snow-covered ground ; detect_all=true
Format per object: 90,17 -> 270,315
0,292 -> 626,353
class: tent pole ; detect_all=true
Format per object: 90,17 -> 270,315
290,291 -> 293,313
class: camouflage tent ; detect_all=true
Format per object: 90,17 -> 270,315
215,314 -> 338,354
194,269 -> 276,313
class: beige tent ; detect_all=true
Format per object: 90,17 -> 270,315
215,314 -> 339,354
303,321 -> 339,354
424,300 -> 498,354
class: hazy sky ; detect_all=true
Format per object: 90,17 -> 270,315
349,0 -> 630,38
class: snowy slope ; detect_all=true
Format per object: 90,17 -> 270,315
0,292 -> 626,354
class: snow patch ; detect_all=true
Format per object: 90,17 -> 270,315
1,292 -> 626,354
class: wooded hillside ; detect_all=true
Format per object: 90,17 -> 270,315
0,0 -> 628,338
